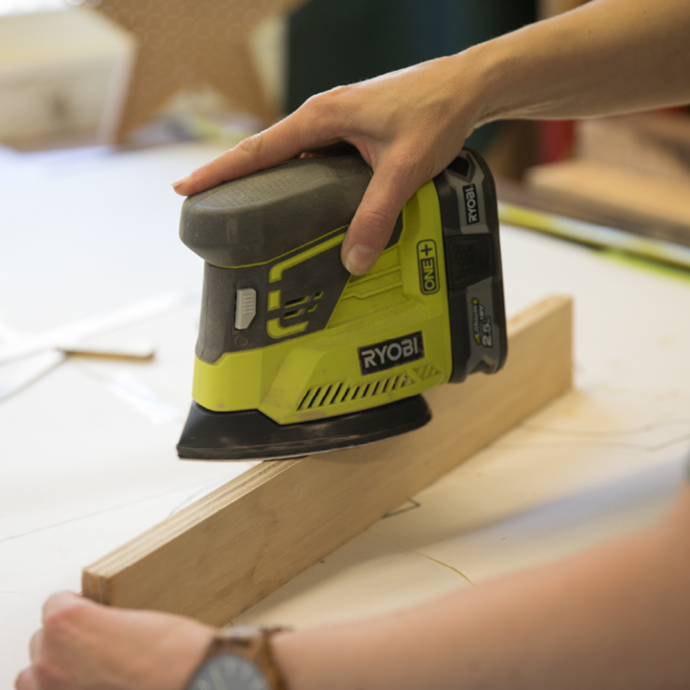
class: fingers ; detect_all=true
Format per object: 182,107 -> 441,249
341,157 -> 424,275
14,668 -> 37,690
29,630 -> 43,662
42,591 -> 84,623
172,94 -> 345,196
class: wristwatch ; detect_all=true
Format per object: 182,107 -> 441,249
186,625 -> 288,690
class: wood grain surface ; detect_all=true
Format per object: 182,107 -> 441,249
526,159 -> 690,228
82,295 -> 573,625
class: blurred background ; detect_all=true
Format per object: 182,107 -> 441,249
2,0 -> 690,241
4,4 -> 690,686
0,0 -> 538,156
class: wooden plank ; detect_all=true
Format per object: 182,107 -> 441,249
83,295 -> 573,626
526,159 -> 690,228
576,114 -> 690,187
497,176 -> 690,250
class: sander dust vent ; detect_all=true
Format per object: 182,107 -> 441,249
298,373 -> 417,411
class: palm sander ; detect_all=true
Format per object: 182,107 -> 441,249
177,148 -> 507,461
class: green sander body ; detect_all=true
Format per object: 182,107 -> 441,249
177,148 -> 507,460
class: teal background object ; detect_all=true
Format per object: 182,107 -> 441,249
287,0 -> 536,151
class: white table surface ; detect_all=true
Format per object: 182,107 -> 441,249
2,142 -> 690,684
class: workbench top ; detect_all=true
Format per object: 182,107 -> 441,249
2,142 -> 689,683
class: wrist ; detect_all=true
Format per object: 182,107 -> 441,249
441,40 -> 522,135
270,629 -> 300,689
185,626 -> 291,690
456,35 -> 533,129
268,622 -> 385,690
270,627 -> 346,690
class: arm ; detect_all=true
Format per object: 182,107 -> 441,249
272,484 -> 690,690
17,485 -> 690,689
173,0 -> 690,275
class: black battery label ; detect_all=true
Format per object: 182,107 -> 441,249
417,240 -> 439,294
358,331 -> 425,375
463,184 -> 480,225
471,298 -> 493,347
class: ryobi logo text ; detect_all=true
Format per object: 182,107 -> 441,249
417,240 -> 439,294
463,184 -> 480,225
358,332 -> 425,375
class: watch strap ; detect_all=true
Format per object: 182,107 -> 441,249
203,625 -> 289,690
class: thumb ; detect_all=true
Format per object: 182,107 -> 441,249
341,163 -> 422,275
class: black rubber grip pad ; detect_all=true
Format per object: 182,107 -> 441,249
180,156 -> 371,267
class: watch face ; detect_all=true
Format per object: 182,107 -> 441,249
188,654 -> 270,690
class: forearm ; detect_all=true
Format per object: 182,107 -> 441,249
173,0 -> 690,276
467,0 -> 690,126
273,487 -> 690,690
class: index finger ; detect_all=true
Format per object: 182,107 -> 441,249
341,158 -> 424,275
172,100 -> 343,196
42,591 -> 83,622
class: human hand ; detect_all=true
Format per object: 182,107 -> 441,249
173,53 -> 487,275
15,592 -> 216,690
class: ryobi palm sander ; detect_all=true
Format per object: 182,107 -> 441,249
177,148 -> 507,460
